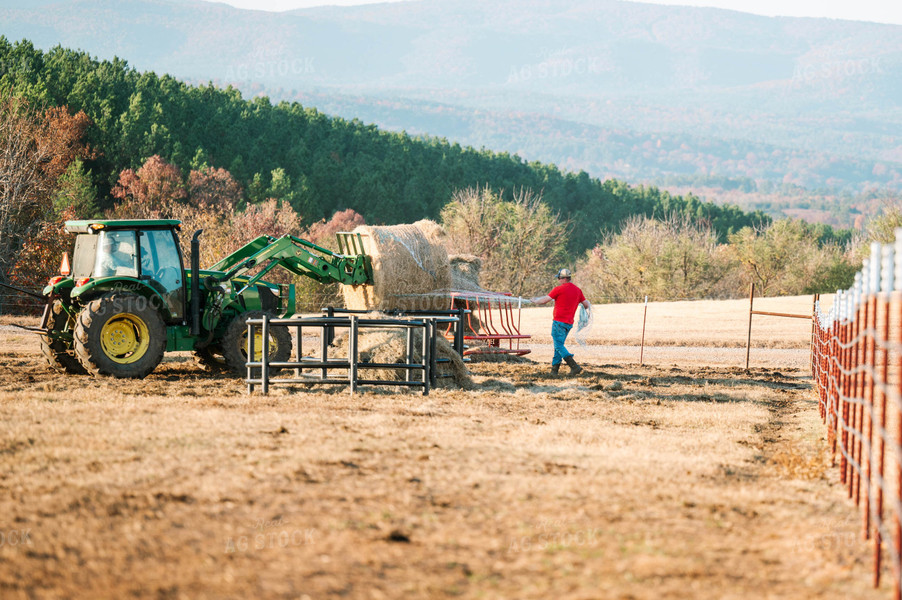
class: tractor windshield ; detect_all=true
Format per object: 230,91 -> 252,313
93,230 -> 138,278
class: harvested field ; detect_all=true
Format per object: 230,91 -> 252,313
0,295 -> 887,599
520,294 -> 825,349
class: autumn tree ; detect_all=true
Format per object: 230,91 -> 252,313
576,214 -> 733,303
188,166 -> 242,213
0,92 -> 92,290
233,199 -> 298,239
108,154 -> 187,218
108,158 -> 226,265
106,157 -> 309,272
305,208 -> 365,248
852,194 -> 902,263
8,206 -> 78,298
0,96 -> 50,281
175,166 -> 245,264
728,219 -> 854,295
441,186 -> 568,297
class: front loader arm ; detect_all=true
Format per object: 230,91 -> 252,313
209,234 -> 373,288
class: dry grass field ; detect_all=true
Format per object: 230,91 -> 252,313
0,294 -> 888,599
522,294 -> 824,349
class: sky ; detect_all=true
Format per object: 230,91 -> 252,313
213,0 -> 902,25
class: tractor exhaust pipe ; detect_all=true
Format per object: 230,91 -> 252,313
190,230 -> 203,336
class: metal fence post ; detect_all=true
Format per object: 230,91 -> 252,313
640,295 -> 649,366
325,306 -> 335,345
455,306 -> 465,356
349,315 -> 358,395
247,317 -> 257,394
294,322 -> 302,378
421,319 -> 430,396
841,290 -> 851,485
429,318 -> 437,389
853,262 -> 868,506
261,313 -> 270,396
406,325 -> 415,383
246,317 -> 255,394
745,282 -> 755,370
321,312 -> 333,381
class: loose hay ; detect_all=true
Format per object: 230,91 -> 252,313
769,442 -> 829,480
330,318 -> 474,390
464,347 -> 533,363
341,220 -> 452,311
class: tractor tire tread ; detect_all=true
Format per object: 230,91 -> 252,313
74,292 -> 166,379
221,310 -> 292,375
39,299 -> 87,375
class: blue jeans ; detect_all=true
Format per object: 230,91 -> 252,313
551,320 -> 573,366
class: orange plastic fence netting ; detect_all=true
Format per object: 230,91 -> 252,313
812,238 -> 902,600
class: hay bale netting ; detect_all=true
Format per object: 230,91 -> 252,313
330,322 -> 475,390
341,221 -> 451,312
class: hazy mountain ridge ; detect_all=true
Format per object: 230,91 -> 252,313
296,0 -> 898,91
3,0 -> 898,101
285,90 -> 884,182
2,0 -> 900,217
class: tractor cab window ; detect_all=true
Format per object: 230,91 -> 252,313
71,234 -> 98,278
139,229 -> 185,319
93,230 -> 138,278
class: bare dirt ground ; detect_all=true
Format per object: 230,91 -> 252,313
0,295 -> 889,599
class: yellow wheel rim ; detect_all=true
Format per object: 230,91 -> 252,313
100,313 -> 150,364
241,330 -> 268,361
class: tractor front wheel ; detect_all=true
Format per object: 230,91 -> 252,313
74,293 -> 166,378
40,299 -> 87,375
220,311 -> 292,375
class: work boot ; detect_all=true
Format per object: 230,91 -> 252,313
564,356 -> 582,375
551,363 -> 560,375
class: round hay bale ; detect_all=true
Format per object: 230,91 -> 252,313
413,219 -> 447,246
341,222 -> 451,311
449,254 -> 485,293
447,255 -> 488,334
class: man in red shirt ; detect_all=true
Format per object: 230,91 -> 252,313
531,268 -> 591,375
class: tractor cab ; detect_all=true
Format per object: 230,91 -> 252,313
66,219 -> 187,321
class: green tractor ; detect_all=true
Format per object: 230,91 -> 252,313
39,219 -> 372,378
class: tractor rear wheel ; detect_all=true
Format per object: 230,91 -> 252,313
74,293 -> 166,378
40,299 -> 87,374
220,311 -> 292,375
